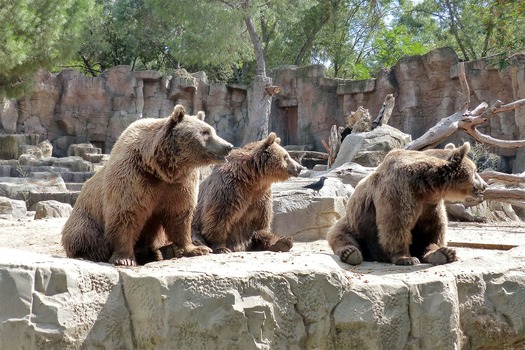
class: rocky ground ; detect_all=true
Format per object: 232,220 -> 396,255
1,214 -> 523,263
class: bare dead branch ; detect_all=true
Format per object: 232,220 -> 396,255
288,150 -> 329,161
480,171 -> 525,185
482,187 -> 525,201
460,123 -> 525,148
493,98 -> 525,113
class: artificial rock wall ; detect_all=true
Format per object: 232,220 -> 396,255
1,48 -> 525,170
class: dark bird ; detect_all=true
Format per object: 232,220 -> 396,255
303,176 -> 327,194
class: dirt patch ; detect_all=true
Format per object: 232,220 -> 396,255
0,216 -> 524,261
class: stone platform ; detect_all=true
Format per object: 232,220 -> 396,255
1,233 -> 524,349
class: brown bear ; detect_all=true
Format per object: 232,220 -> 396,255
191,132 -> 303,253
327,142 -> 487,266
61,105 -> 233,266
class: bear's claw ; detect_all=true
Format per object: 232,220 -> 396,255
339,245 -> 363,265
213,247 -> 232,254
110,256 -> 137,267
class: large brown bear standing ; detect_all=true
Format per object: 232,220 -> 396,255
328,142 -> 487,266
192,132 -> 303,253
61,105 -> 233,266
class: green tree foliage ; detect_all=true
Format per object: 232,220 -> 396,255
0,0 -> 94,97
309,0 -> 429,79
73,0 -> 177,76
146,0 -> 324,83
398,0 -> 525,61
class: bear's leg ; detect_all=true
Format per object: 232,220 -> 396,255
165,210 -> 212,257
61,209 -> 110,262
135,222 -> 175,264
327,217 -> 364,265
414,203 -> 457,265
106,208 -> 152,266
250,230 -> 293,252
376,204 -> 421,265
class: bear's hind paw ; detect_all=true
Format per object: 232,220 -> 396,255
394,256 -> 420,266
184,245 -> 212,257
339,246 -> 363,265
424,247 -> 457,265
213,247 -> 232,254
268,236 -> 293,252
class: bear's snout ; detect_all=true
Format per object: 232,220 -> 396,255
473,173 -> 488,199
208,138 -> 234,161
287,159 -> 303,177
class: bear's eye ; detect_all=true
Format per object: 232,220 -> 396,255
202,130 -> 211,137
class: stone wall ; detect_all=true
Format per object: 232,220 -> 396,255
1,48 -> 525,170
2,243 -> 525,349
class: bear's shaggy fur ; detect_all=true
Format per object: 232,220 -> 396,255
192,132 -> 303,253
328,142 -> 487,266
61,105 -> 233,266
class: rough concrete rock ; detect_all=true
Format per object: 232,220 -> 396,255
33,200 -> 72,219
0,243 -> 525,349
0,174 -> 68,200
272,177 -> 351,241
0,196 -> 27,219
332,125 -> 411,168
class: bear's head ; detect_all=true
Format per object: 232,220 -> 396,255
433,142 -> 487,202
156,105 -> 233,170
226,132 -> 303,184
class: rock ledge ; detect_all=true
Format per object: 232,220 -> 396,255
1,241 -> 525,349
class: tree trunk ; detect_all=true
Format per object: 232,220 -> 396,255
241,74 -> 273,144
241,9 -> 274,144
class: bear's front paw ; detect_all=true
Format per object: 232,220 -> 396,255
268,236 -> 293,252
183,245 -> 212,257
394,256 -> 420,266
213,247 -> 232,254
109,254 -> 137,267
425,247 -> 457,265
339,246 -> 363,265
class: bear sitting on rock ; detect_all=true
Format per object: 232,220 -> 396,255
328,142 -> 487,266
192,132 -> 303,253
61,105 -> 233,266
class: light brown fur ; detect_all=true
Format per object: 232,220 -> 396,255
192,132 -> 303,253
328,142 -> 487,266
61,105 -> 233,266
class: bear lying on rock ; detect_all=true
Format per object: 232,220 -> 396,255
61,105 -> 233,266
192,132 -> 303,253
328,142 -> 487,266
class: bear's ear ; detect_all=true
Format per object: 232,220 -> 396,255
264,132 -> 277,147
444,143 -> 456,150
449,142 -> 470,163
196,111 -> 205,121
171,105 -> 186,122
275,137 -> 281,145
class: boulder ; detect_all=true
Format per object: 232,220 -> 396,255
272,177 -> 351,241
19,140 -> 53,159
0,134 -> 40,160
33,200 -> 73,219
331,125 -> 411,169
0,174 -> 68,200
0,196 -> 27,219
